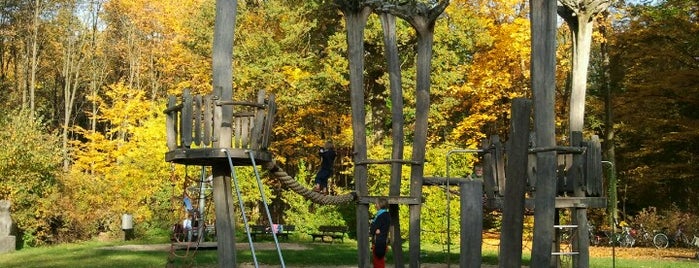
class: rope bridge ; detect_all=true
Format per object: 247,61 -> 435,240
263,161 -> 356,205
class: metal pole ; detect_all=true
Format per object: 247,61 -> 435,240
445,149 -> 483,267
198,166 -> 208,242
248,150 -> 286,268
222,149 -> 259,268
602,160 -> 616,268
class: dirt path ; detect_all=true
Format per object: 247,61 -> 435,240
101,242 -> 309,252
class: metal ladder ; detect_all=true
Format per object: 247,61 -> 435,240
553,224 -> 579,268
222,149 -> 286,268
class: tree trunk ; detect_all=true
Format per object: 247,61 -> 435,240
599,19 -> 618,223
29,0 -> 40,118
339,4 -> 372,266
61,4 -> 87,171
568,14 -> 594,136
379,12 -> 405,267
387,2 -> 448,266
89,1 -> 105,133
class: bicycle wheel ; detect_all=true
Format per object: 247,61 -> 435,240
608,233 -> 621,246
620,233 -> 635,247
653,233 -> 669,248
679,233 -> 690,248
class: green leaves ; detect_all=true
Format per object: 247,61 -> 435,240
0,111 -> 62,246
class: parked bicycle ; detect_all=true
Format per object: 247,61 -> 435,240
635,224 -> 669,249
671,227 -> 693,248
653,231 -> 669,248
588,222 -> 602,246
607,221 -> 635,247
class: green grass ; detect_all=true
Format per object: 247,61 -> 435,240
0,240 -> 168,268
0,239 -> 697,267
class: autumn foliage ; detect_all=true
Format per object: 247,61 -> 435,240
0,0 -> 695,247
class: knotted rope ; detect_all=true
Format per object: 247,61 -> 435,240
263,161 -> 356,205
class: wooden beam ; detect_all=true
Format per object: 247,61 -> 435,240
422,177 -> 470,186
499,98 -> 531,268
461,181 -> 483,267
489,197 -> 607,210
211,0 -> 238,265
530,0 -> 558,266
356,196 -> 422,205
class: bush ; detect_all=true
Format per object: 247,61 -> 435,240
632,205 -> 698,235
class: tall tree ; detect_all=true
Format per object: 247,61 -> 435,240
557,0 -> 611,136
57,1 -> 89,171
611,0 -> 699,214
446,0 -> 532,146
28,0 -> 40,118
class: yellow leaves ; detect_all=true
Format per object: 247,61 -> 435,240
440,1 -> 532,145
281,66 -> 311,88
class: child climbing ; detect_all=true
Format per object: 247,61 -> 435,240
313,141 -> 336,195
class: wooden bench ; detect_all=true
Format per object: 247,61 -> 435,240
249,224 -> 295,241
310,225 -> 348,243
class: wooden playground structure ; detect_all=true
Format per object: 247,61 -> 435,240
163,1 -> 607,268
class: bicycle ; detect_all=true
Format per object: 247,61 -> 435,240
653,231 -> 669,248
636,224 -> 669,249
672,227 -> 693,248
588,222 -> 602,246
610,226 -> 635,247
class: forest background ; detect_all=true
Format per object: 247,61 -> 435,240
0,0 -> 696,248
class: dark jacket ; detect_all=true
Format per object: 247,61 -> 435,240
319,149 -> 336,171
370,209 -> 391,258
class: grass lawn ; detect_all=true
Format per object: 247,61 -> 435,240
0,237 -> 697,267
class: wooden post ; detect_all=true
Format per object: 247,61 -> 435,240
166,95 -> 177,150
461,180 -> 483,267
570,131 -> 584,198
194,95 -> 202,146
182,89 -> 193,148
570,131 -> 589,267
203,95 -> 212,146
530,0 -> 558,267
212,165 -> 236,268
574,205 -> 590,268
482,138 -> 496,201
585,136 -> 603,196
250,90 -> 265,150
341,6 -> 373,268
492,135 -> 506,195
380,11 -> 406,266
260,94 -> 276,150
499,98 -> 531,268
212,0 -> 237,266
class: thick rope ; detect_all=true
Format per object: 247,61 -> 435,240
263,161 -> 356,205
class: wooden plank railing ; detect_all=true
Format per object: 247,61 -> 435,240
165,89 -> 276,151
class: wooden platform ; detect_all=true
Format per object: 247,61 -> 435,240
165,148 -> 273,166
